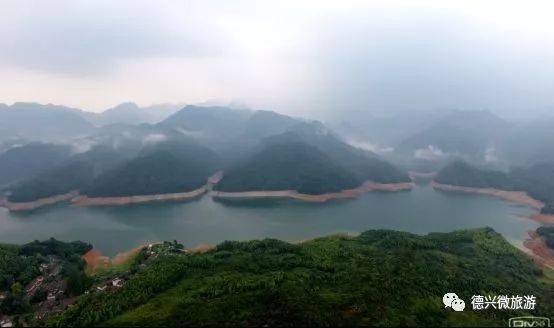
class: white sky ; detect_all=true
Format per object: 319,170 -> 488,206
0,0 -> 553,118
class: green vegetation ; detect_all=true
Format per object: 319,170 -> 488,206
0,142 -> 71,186
281,123 -> 411,183
0,239 -> 92,316
436,161 -> 554,213
215,140 -> 361,194
435,161 -> 513,189
7,161 -> 94,202
48,228 -> 553,327
0,244 -> 39,291
85,140 -> 218,197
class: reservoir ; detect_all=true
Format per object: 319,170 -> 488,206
0,184 -> 540,256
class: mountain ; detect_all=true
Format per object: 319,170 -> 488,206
0,142 -> 72,186
0,103 -> 95,142
158,106 -> 300,163
50,228 -> 554,327
6,160 -> 94,203
282,122 -> 410,183
434,161 -> 513,189
215,138 -> 361,195
159,105 -> 253,135
84,139 -> 219,197
81,102 -> 183,126
332,109 -> 448,148
499,121 -> 554,166
396,110 -> 511,164
435,160 -> 554,214
4,145 -> 136,202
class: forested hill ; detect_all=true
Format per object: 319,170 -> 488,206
436,161 -> 554,214
434,161 -> 513,189
214,139 -> 361,195
48,228 -> 554,327
84,140 -> 219,197
281,122 -> 411,183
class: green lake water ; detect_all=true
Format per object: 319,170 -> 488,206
0,184 -> 540,256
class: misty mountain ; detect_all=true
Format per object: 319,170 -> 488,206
80,102 -> 183,126
0,142 -> 72,186
499,121 -> 554,166
436,160 -> 554,214
395,110 -> 511,164
215,138 -> 361,194
4,144 -> 138,202
332,109 -> 447,148
271,122 -> 410,183
159,105 -> 300,163
0,102 -> 95,142
6,160 -> 95,203
85,139 -> 219,197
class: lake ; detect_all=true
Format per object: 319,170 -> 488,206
0,184 -> 540,256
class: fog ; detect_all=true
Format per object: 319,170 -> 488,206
1,0 -> 553,119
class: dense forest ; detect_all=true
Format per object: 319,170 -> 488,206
84,141 -> 218,197
7,161 -> 94,203
215,140 -> 362,194
48,228 -> 554,327
273,124 -> 411,184
436,161 -> 554,214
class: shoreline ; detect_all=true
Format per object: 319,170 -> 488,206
430,181 -> 544,209
73,171 -> 223,207
522,231 -> 554,269
72,186 -> 208,207
431,181 -> 554,224
212,180 -> 415,202
3,190 -> 79,212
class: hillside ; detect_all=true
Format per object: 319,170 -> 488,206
0,103 -> 95,142
396,110 -> 510,163
4,144 -> 137,203
0,239 -> 92,320
6,161 -> 95,203
283,122 -> 410,183
158,106 -> 300,164
0,143 -> 72,186
80,102 -> 183,126
215,139 -> 361,195
84,140 -> 219,197
434,161 -> 513,189
48,228 -> 554,327
435,161 -> 554,214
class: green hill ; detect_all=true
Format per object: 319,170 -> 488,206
48,228 -> 554,327
6,161 -> 94,202
215,139 -> 360,195
85,140 -> 219,197
436,161 -> 554,214
434,161 -> 513,189
0,142 -> 72,186
279,122 -> 410,183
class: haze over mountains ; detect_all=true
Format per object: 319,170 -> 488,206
0,101 -> 553,206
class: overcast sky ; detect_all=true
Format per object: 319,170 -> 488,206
0,0 -> 553,119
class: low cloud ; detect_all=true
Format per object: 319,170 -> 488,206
414,145 -> 448,161
142,133 -> 167,146
346,138 -> 393,155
